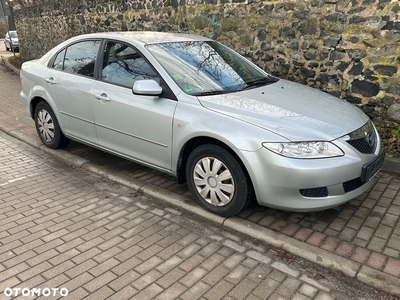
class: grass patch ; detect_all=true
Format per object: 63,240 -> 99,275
8,54 -> 27,69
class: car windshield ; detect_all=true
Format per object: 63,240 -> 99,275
9,31 -> 17,38
147,41 -> 278,96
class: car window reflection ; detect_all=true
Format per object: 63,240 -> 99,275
52,40 -> 101,78
147,41 -> 276,95
101,41 -> 159,88
53,49 -> 66,71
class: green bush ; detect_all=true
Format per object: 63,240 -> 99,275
8,54 -> 27,69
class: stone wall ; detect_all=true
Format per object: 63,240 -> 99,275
15,0 -> 400,128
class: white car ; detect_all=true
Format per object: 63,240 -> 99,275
20,32 -> 385,217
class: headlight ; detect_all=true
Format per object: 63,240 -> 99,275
262,141 -> 344,159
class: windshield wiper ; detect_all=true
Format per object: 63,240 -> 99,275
193,90 -> 229,96
243,78 -> 279,90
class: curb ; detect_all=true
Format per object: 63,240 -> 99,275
1,123 -> 400,297
1,54 -> 20,74
383,157 -> 400,174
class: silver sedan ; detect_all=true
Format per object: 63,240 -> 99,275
20,32 -> 385,217
4,30 -> 19,52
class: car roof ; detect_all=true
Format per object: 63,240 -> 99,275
38,31 -> 214,65
69,31 -> 213,45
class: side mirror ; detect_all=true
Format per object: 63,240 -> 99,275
132,79 -> 162,96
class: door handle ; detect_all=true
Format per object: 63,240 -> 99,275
44,77 -> 56,85
94,93 -> 111,102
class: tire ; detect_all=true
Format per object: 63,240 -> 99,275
34,101 -> 69,149
5,43 -> 9,51
186,144 -> 252,217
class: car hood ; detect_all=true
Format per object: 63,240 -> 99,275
198,79 -> 368,141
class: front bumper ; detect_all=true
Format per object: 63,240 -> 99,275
241,139 -> 384,212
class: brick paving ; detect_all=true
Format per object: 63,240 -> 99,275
237,171 -> 400,277
1,130 -> 392,300
0,57 -> 400,298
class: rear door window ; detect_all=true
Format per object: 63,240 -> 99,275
51,40 -> 101,78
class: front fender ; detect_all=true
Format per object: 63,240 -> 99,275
171,97 -> 288,174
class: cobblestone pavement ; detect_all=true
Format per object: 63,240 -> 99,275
0,57 -> 400,298
0,125 -> 397,300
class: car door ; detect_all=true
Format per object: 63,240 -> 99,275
44,40 -> 101,145
92,40 -> 177,171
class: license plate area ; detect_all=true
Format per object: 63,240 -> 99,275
361,149 -> 385,183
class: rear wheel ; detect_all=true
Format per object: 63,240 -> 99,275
34,101 -> 69,149
186,144 -> 252,217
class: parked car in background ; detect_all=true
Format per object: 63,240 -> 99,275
4,30 -> 18,52
19,32 -> 385,217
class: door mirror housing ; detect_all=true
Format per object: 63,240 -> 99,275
132,80 -> 162,96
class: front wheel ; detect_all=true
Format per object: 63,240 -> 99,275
34,101 -> 69,149
186,144 -> 252,217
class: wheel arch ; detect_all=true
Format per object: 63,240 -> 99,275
31,96 -> 69,138
176,136 -> 254,194
33,100 -> 70,149
30,96 -> 47,118
24,80 -> 60,121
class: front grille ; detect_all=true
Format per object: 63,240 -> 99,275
343,178 -> 363,193
347,138 -> 376,154
300,187 -> 328,198
345,120 -> 377,154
